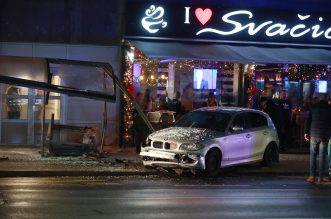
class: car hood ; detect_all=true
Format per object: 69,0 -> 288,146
149,127 -> 222,143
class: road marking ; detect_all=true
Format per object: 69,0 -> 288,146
174,184 -> 250,187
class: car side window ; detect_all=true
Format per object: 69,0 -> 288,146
250,113 -> 268,128
212,113 -> 232,132
231,113 -> 251,131
231,114 -> 244,129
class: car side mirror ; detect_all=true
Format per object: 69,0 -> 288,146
232,125 -> 244,132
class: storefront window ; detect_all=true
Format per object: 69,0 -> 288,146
132,56 -> 330,114
33,98 -> 61,121
34,76 -> 61,121
0,80 -> 62,145
1,85 -> 29,144
2,85 -> 28,120
133,60 -> 235,113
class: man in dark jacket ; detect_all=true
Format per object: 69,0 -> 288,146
304,94 -> 331,183
279,90 -> 293,151
260,97 -> 285,148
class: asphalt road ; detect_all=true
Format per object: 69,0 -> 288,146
1,175 -> 331,219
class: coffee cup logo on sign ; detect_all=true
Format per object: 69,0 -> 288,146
141,5 -> 168,34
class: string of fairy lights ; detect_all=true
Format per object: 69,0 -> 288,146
173,60 -> 234,73
255,64 -> 330,81
122,48 -> 134,146
288,64 -> 330,80
137,60 -> 235,85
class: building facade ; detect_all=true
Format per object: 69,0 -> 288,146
0,0 -> 330,147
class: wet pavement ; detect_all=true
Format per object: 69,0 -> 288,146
1,175 -> 331,219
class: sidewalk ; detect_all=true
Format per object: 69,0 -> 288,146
0,145 -> 311,177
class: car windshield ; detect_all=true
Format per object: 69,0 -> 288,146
174,111 -> 231,132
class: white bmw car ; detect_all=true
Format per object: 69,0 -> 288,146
140,107 -> 279,176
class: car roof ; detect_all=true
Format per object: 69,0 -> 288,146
195,107 -> 265,115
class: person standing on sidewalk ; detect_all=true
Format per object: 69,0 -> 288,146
328,137 -> 331,181
279,90 -> 293,152
328,98 -> 331,180
304,94 -> 331,183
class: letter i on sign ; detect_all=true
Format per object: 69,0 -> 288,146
184,7 -> 191,24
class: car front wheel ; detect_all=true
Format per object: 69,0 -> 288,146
205,149 -> 221,177
262,144 -> 278,166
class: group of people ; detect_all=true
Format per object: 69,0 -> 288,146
258,90 -> 293,152
258,90 -> 331,184
135,90 -> 186,116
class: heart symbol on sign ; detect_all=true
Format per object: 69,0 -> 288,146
195,8 -> 212,25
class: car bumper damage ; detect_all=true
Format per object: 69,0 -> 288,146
140,148 -> 205,169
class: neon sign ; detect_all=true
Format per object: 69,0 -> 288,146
124,1 -> 331,47
140,5 -> 331,40
192,9 -> 331,39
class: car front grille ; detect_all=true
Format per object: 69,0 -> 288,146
152,141 -> 177,150
153,141 -> 163,149
164,142 -> 177,150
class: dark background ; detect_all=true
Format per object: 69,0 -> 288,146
0,0 -> 124,45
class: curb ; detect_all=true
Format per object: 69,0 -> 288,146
0,170 -> 158,178
0,170 -> 309,178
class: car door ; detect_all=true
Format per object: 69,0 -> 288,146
223,113 -> 253,164
248,112 -> 270,161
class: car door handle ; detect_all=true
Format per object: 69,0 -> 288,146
263,131 -> 268,135
246,134 -> 251,138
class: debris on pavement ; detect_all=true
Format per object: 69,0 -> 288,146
0,157 -> 9,161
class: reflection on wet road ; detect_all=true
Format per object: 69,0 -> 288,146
0,175 -> 331,219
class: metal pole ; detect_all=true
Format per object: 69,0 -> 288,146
100,72 -> 108,153
100,101 -> 107,153
104,67 -> 155,133
238,64 -> 245,107
41,90 -> 46,157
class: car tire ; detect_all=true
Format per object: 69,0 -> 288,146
262,144 -> 277,166
205,149 -> 221,177
144,165 -> 156,170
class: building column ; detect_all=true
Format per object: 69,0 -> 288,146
233,64 -> 245,107
167,63 -> 175,100
27,88 -> 35,145
157,67 -> 168,98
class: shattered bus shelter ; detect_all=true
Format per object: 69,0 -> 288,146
0,56 -> 153,156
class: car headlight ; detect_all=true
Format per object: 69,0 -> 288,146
142,137 -> 151,147
179,143 -> 204,151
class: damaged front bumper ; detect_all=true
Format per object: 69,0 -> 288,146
140,147 -> 205,169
